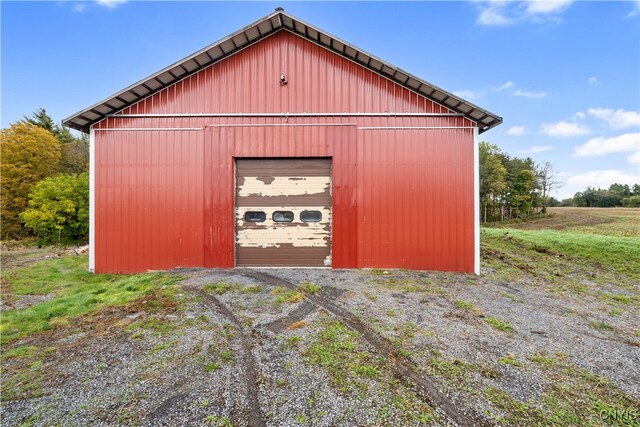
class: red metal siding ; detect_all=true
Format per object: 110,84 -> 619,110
93,30 -> 476,273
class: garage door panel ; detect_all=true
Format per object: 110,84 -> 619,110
236,195 -> 331,207
236,247 -> 330,267
237,176 -> 330,197
236,158 -> 331,175
235,158 -> 332,267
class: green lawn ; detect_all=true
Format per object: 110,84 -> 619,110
482,227 -> 640,279
1,255 -> 182,345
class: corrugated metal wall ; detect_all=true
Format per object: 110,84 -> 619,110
93,30 -> 476,273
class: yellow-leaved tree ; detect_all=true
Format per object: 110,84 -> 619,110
1,122 -> 61,239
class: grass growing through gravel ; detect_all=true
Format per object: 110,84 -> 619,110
203,282 -> 261,295
299,282 -> 321,294
303,314 -> 435,424
1,255 -> 183,345
1,345 -> 57,401
485,317 -> 514,333
306,318 -> 380,393
271,286 -> 304,304
486,352 -> 640,426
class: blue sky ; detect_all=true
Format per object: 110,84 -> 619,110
2,0 -> 639,199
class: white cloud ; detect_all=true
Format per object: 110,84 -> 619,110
573,111 -> 586,120
540,121 -> 591,137
96,0 -> 127,9
521,145 -> 553,154
573,133 -> 640,157
496,81 -> 514,91
507,126 -> 526,136
588,76 -> 599,85
476,1 -> 573,26
526,0 -> 574,14
555,169 -> 639,199
478,4 -> 514,26
566,170 -> 639,187
453,90 -> 476,101
515,89 -> 547,99
628,151 -> 640,166
586,108 -> 640,129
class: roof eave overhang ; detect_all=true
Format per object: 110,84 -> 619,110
63,10 -> 502,134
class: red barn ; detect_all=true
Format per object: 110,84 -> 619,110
64,9 -> 501,274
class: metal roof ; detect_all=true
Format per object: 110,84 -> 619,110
64,8 -> 502,133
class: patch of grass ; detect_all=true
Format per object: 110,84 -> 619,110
0,255 -> 182,345
205,415 -> 233,426
305,317 -> 383,394
481,367 -> 500,379
295,414 -> 308,423
428,356 -> 470,383
239,285 -> 261,294
219,348 -> 234,363
612,294 -> 632,304
454,299 -> 484,316
204,362 -> 220,373
603,292 -> 640,308
1,353 -> 49,401
271,286 -> 304,304
151,340 -> 175,354
0,360 -> 45,401
454,299 -> 474,310
485,316 -> 514,333
204,282 -> 238,295
2,345 -> 40,361
608,308 -> 623,317
299,282 -> 321,294
285,336 -> 302,348
528,353 -> 555,366
482,227 -> 640,279
499,353 -> 523,367
589,320 -> 614,331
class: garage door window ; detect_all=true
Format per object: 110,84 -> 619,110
273,211 -> 294,222
244,211 -> 266,222
300,210 -> 322,222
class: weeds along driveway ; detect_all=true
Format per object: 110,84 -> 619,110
2,243 -> 639,426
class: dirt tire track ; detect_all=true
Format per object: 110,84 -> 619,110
261,288 -> 344,334
261,300 -> 318,334
183,285 -> 265,427
236,269 -> 492,427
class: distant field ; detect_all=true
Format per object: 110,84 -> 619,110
487,207 -> 639,237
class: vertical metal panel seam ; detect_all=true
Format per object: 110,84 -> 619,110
473,126 -> 480,275
89,127 -> 95,272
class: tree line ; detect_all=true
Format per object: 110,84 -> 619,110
1,109 -> 89,244
479,142 -> 560,222
480,141 -> 639,222
556,184 -> 640,208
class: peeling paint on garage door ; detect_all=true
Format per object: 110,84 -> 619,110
235,158 -> 332,267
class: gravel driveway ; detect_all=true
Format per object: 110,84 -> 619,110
3,260 -> 639,426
